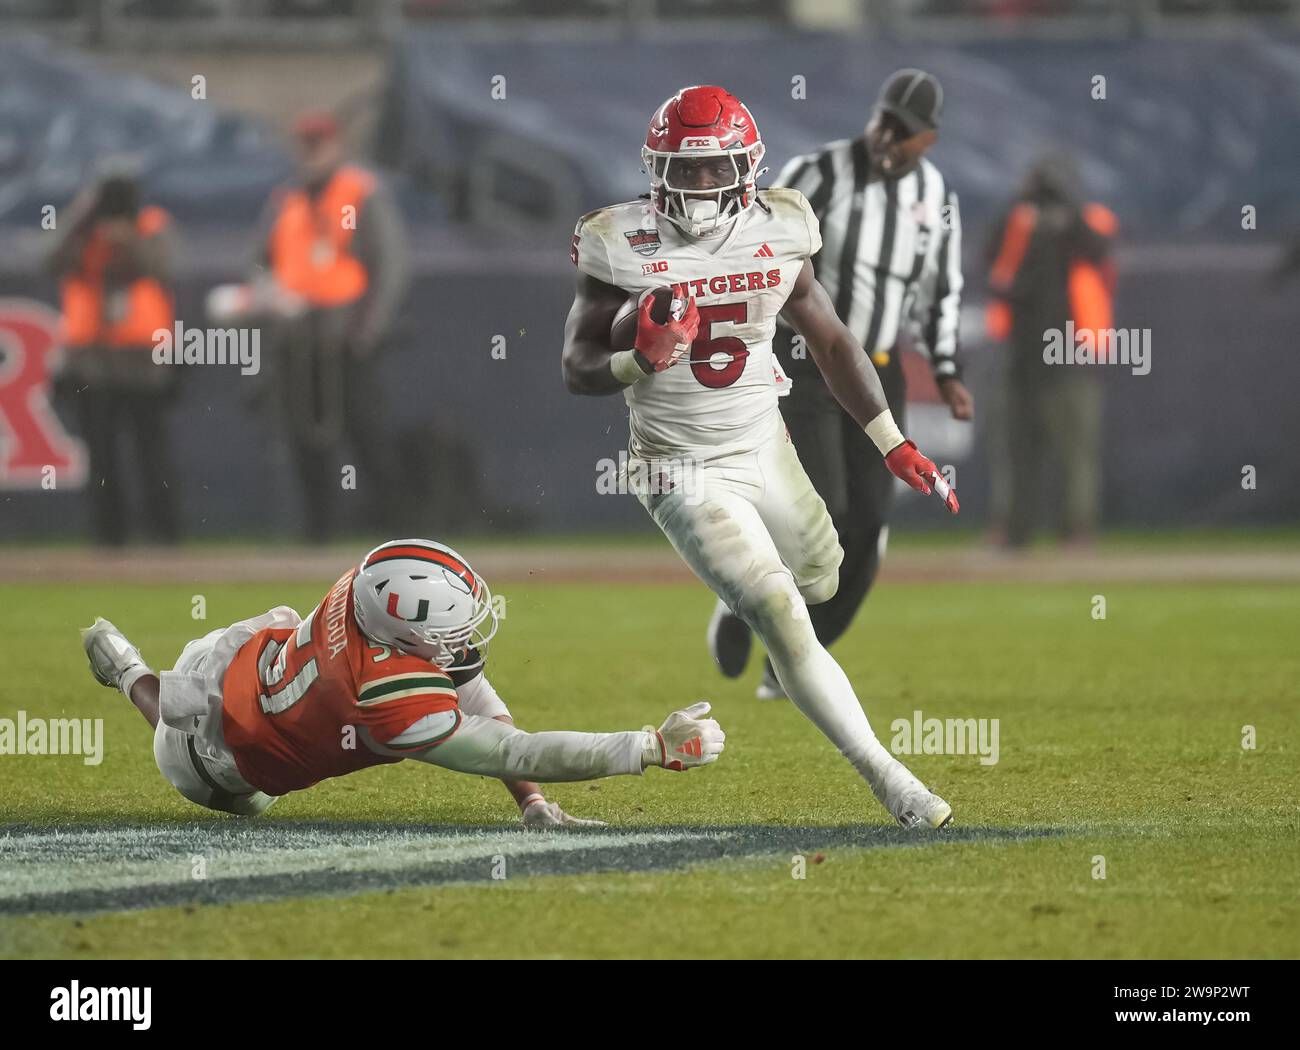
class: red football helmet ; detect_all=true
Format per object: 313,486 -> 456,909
643,85 -> 767,237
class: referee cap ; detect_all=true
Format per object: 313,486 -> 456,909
876,69 -> 943,136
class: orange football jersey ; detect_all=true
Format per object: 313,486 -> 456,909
221,569 -> 461,796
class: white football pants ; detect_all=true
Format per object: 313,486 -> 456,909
153,609 -> 296,817
631,427 -> 905,798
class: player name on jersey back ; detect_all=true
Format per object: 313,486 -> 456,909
573,188 -> 822,458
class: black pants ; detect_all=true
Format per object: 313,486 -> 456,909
998,359 -> 1103,547
76,383 -> 180,545
778,348 -> 906,648
276,320 -> 395,543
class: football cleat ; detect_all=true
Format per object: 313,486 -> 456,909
706,599 -> 752,679
892,790 -> 953,830
868,757 -> 953,829
80,617 -> 148,691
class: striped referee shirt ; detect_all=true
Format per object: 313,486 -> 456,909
775,138 -> 963,378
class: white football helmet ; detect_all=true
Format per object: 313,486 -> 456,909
352,539 -> 498,674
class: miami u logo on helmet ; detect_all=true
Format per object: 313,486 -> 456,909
385,592 -> 429,622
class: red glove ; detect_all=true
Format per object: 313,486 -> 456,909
884,440 -> 960,514
634,295 -> 700,373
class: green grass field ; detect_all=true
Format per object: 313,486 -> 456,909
2,571 -> 1298,959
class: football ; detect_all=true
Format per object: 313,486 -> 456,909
609,285 -> 676,351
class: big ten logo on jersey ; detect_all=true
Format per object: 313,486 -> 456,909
642,260 -> 669,276
0,299 -> 86,490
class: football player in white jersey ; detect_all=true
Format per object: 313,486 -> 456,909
561,85 -> 959,829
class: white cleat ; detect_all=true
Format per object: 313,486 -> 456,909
872,761 -> 953,829
80,617 -> 147,692
889,786 -> 953,830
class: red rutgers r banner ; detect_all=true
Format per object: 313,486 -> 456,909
0,298 -> 86,489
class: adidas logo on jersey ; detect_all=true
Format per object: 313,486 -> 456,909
753,243 -> 774,258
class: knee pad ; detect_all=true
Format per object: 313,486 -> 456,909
793,494 -> 844,606
799,563 -> 841,607
738,570 -> 814,650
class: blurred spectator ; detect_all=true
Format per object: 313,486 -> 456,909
48,174 -> 180,545
984,151 -> 1117,549
251,110 -> 409,543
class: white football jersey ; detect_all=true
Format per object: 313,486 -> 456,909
572,188 -> 821,458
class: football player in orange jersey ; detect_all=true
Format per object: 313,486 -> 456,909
81,539 -> 725,822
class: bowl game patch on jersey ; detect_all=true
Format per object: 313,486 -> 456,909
624,229 -> 662,256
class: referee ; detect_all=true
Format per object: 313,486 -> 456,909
708,69 -> 974,699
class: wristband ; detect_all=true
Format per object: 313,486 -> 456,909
118,662 -> 152,700
865,409 -> 906,457
610,349 -> 652,386
639,728 -> 663,770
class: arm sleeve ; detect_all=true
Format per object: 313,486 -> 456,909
919,189 -> 963,379
454,671 -> 511,721
413,713 -> 647,782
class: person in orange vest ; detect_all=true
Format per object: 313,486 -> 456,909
48,174 -> 180,545
251,110 -> 409,542
984,151 -> 1117,549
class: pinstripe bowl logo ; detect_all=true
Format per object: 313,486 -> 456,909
624,229 -> 662,257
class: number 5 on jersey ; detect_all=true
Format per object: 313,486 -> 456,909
690,302 -> 749,389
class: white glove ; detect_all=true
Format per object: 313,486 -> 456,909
520,798 -> 608,829
644,701 -> 725,771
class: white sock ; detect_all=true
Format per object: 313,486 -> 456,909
743,577 -> 919,800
